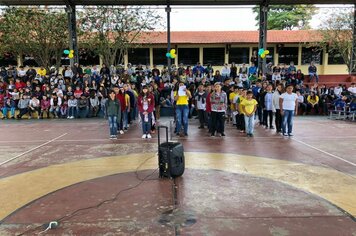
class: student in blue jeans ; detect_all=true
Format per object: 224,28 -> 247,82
279,85 -> 298,136
105,90 -> 121,139
241,91 -> 258,137
174,82 -> 192,137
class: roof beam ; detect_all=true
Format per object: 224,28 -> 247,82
0,0 -> 355,5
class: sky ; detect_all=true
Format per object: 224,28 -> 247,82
154,4 -> 354,31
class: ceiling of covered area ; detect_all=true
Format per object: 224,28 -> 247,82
0,0 -> 354,5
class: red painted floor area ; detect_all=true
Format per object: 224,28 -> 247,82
0,116 -> 355,235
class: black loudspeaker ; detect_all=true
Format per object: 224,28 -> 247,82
158,126 -> 185,178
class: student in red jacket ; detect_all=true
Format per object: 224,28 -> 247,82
115,86 -> 126,134
137,85 -> 155,139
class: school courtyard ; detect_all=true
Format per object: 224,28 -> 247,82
0,117 -> 355,235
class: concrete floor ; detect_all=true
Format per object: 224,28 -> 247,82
0,116 -> 355,235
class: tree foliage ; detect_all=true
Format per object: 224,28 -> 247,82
315,9 -> 354,74
253,5 -> 316,30
78,6 -> 163,66
0,7 -> 68,69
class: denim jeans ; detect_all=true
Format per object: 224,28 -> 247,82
123,108 -> 129,128
49,106 -> 60,117
2,107 -> 15,118
68,106 -> 77,117
176,105 -> 189,134
140,113 -> 152,135
309,73 -> 319,83
282,110 -> 294,134
108,115 -> 118,136
244,114 -> 255,134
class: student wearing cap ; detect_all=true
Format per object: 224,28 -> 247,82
210,82 -> 228,137
138,85 -> 155,139
174,81 -> 192,136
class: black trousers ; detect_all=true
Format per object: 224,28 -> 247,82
257,106 -> 263,124
197,109 -> 206,127
236,113 -> 245,131
18,108 -> 28,118
29,107 -> 40,117
211,111 -> 225,134
263,110 -> 273,127
275,109 -> 282,132
307,104 -> 319,114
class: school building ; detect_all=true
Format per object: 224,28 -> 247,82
124,30 -> 348,75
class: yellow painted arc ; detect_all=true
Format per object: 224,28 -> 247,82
0,152 -> 355,221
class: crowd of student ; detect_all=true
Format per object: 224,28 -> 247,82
0,60 -> 355,139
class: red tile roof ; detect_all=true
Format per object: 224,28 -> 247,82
134,30 -> 322,44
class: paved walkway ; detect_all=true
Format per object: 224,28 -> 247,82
0,117 -> 355,235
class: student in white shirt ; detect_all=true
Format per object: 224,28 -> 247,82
279,84 -> 298,137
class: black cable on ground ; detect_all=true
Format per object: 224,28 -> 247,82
16,154 -> 159,236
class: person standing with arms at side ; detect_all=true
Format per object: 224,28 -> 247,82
210,82 -> 228,137
241,91 -> 258,137
272,84 -> 284,133
106,90 -> 121,140
174,81 -> 192,137
138,85 -> 155,139
263,84 -> 274,129
279,84 -> 298,137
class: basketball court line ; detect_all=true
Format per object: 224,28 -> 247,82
0,133 -> 68,166
291,137 -> 356,167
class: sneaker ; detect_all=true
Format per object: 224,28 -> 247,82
221,133 -> 226,137
113,136 -> 118,140
283,133 -> 289,136
119,130 -> 124,134
124,127 -> 128,131
288,133 -> 294,137
211,133 -> 215,137
142,134 -> 147,139
110,135 -> 114,139
270,126 -> 275,129
147,134 -> 152,139
67,116 -> 70,119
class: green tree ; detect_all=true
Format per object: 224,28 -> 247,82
253,5 -> 316,30
316,9 -> 354,74
78,6 -> 163,66
0,7 -> 68,69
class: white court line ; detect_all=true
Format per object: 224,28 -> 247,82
0,133 -> 67,166
292,137 -> 356,167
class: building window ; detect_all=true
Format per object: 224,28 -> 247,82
203,48 -> 225,65
328,49 -> 345,65
128,48 -> 150,66
178,48 -> 199,65
153,48 -> 167,65
78,48 -> 100,66
23,55 -> 38,67
253,47 -> 275,65
278,47 -> 298,65
229,47 -> 249,64
302,47 -> 323,65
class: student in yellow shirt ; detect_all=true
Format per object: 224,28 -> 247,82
235,88 -> 247,133
229,86 -> 239,126
307,91 -> 319,114
37,66 -> 47,77
174,81 -> 192,136
241,91 -> 258,137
